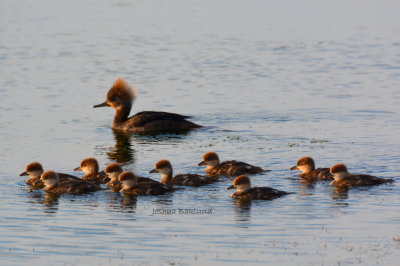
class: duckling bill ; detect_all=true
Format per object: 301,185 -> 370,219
94,77 -> 202,133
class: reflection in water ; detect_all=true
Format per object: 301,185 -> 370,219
104,191 -> 137,213
330,186 -> 349,207
104,129 -> 194,165
120,194 -> 138,213
26,192 -> 60,214
297,179 -> 316,196
106,129 -> 136,165
232,198 -> 252,223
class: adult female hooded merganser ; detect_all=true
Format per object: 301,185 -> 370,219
290,157 -> 332,181
150,159 -> 215,187
105,163 -> 159,191
227,175 -> 291,200
20,162 -> 82,189
74,158 -> 108,184
330,163 -> 394,187
93,77 -> 202,133
198,152 -> 267,177
39,171 -> 100,195
119,171 -> 171,196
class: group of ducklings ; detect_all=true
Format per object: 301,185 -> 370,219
19,77 -> 394,200
20,152 -> 394,201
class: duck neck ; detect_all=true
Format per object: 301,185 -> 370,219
161,173 -> 173,185
113,104 -> 132,125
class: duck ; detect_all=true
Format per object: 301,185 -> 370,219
74,158 -> 108,184
290,157 -> 332,181
227,175 -> 291,200
20,162 -> 82,189
93,77 -> 202,133
119,171 -> 171,196
105,163 -> 159,191
197,151 -> 268,177
150,159 -> 215,187
39,170 -> 100,194
330,163 -> 394,187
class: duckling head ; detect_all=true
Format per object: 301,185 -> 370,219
149,160 -> 173,176
20,162 -> 44,178
105,163 -> 123,182
330,163 -> 349,181
118,171 -> 137,189
93,77 -> 136,110
74,158 -> 99,175
290,157 -> 315,174
227,174 -> 251,192
198,152 -> 220,169
40,170 -> 60,188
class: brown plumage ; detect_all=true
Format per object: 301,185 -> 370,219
74,158 -> 108,184
105,163 -> 159,191
330,163 -> 394,187
93,77 -> 202,133
20,162 -> 83,189
118,171 -> 172,196
40,171 -> 100,195
198,151 -> 267,177
290,157 -> 332,181
227,175 -> 291,200
150,159 -> 216,187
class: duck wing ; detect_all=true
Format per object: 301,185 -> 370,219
128,111 -> 192,127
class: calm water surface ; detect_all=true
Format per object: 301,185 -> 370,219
1,0 -> 400,265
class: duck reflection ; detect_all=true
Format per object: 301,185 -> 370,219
120,194 -> 138,212
104,191 -> 137,213
330,186 -> 349,207
106,129 -> 136,164
232,198 -> 252,223
26,192 -> 60,214
105,129 -> 193,165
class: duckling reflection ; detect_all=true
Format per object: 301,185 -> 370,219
26,192 -> 60,214
120,194 -> 138,212
232,198 -> 252,223
330,186 -> 350,205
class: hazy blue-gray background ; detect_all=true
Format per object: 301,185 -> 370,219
0,0 -> 399,265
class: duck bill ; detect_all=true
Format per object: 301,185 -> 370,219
73,167 -> 82,171
226,185 -> 235,190
93,101 -> 110,108
19,171 -> 28,176
149,169 -> 158,174
197,161 -> 207,166
290,166 -> 298,170
33,179 -> 43,185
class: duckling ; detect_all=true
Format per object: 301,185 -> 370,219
290,157 -> 332,181
105,163 -> 159,191
74,158 -> 108,184
40,171 -> 100,195
150,160 -> 215,187
20,162 -> 82,189
93,77 -> 202,133
198,152 -> 267,177
104,163 -> 123,190
330,163 -> 394,187
119,171 -> 171,196
227,175 -> 291,200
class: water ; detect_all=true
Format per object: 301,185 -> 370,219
1,0 -> 400,265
